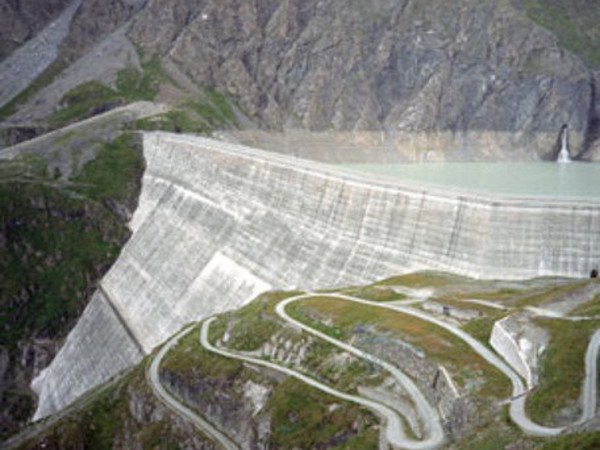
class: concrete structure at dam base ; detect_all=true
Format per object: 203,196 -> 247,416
32,132 -> 600,420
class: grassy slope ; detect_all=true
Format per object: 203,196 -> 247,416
521,0 -> 600,68
288,297 -> 510,399
15,363 -> 211,450
162,323 -> 379,449
526,318 -> 600,425
0,133 -> 143,440
207,292 -> 387,393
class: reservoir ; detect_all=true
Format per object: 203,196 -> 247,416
343,163 -> 600,201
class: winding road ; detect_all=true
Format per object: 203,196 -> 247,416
200,318 -> 443,450
292,292 -> 600,437
583,329 -> 600,422
150,291 -> 600,448
147,325 -> 239,450
302,292 -> 564,437
275,297 -> 445,447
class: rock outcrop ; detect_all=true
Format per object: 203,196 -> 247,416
0,0 -> 72,61
128,0 -> 596,158
3,0 -> 600,159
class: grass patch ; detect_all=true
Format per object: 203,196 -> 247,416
0,132 -> 142,439
570,293 -> 600,316
209,292 -> 386,393
72,133 -> 144,202
540,430 -> 600,449
455,404 -> 529,449
17,364 -> 203,449
462,315 -> 505,345
205,88 -> 237,123
47,55 -> 172,129
268,377 -> 378,449
526,318 -> 600,425
514,280 -> 591,309
215,291 -> 299,352
344,285 -> 407,302
433,297 -> 507,314
0,60 -> 67,122
374,271 -> 471,288
523,0 -> 600,68
49,81 -> 121,128
161,325 -> 242,378
1,182 -> 129,349
135,110 -> 207,134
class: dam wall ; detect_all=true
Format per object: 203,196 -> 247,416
33,132 -> 600,419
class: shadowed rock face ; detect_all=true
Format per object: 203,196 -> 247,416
2,0 -> 598,158
32,132 -> 600,420
129,0 -> 594,156
0,0 -> 72,61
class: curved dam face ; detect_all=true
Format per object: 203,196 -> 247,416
32,132 -> 600,420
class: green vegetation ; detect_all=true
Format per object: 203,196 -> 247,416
47,56 -> 168,129
17,364 -> 205,450
455,405 -> 529,450
204,88 -> 237,123
136,91 -> 238,134
523,0 -> 600,67
570,293 -> 600,316
375,271 -> 471,288
0,182 -> 129,348
162,325 -> 242,378
49,81 -> 120,127
343,285 -> 406,302
526,318 -> 600,425
268,377 -> 378,449
0,133 -> 142,439
162,323 -> 379,449
14,319 -> 378,448
462,316 -> 503,345
207,293 -> 387,393
135,109 -> 207,134
289,297 -> 511,398
212,291 -> 299,352
72,133 -> 144,202
540,430 -> 600,449
514,280 -> 591,309
47,55 -> 237,132
0,60 -> 67,121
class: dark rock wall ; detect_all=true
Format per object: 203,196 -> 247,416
0,0 -> 72,61
128,0 -> 594,155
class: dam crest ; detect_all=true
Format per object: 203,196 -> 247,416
32,132 -> 600,420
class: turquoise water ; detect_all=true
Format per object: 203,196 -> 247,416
343,163 -> 600,200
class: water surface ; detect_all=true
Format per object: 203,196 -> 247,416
343,163 -> 600,201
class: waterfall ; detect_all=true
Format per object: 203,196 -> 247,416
557,124 -> 571,163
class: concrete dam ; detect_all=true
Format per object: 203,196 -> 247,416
32,132 -> 600,420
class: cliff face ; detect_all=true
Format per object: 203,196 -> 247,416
0,0 -> 72,61
2,0 -> 599,159
128,0 -> 597,158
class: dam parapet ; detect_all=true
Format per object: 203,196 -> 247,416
32,132 -> 600,420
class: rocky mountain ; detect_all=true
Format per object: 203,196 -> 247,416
1,0 -> 599,160
0,0 -> 72,60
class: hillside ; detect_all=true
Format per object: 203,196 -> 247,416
9,274 -> 600,449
